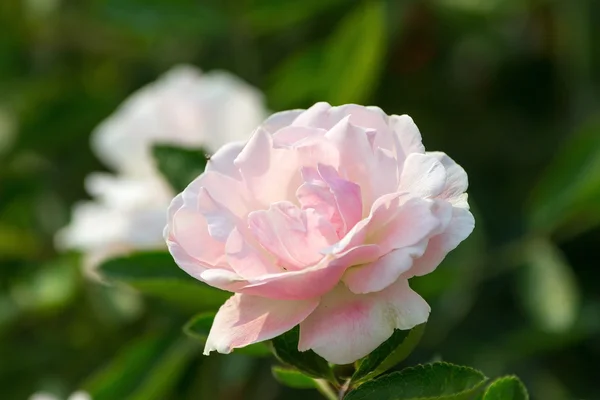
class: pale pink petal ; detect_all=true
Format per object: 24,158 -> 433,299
248,202 -> 336,269
199,268 -> 247,290
291,102 -> 333,128
371,147 -> 400,199
185,170 -> 250,218
272,125 -> 326,146
226,227 -> 280,278
389,114 -> 425,161
371,197 -> 449,254
236,245 -> 378,300
398,153 -> 446,198
321,192 -> 409,256
204,293 -> 319,355
341,198 -> 449,293
343,241 -> 429,294
206,141 -> 245,180
298,279 -> 430,364
292,103 -> 390,134
326,193 -> 424,254
297,171 -> 343,235
427,151 -> 469,208
408,207 -> 475,277
169,206 -> 225,266
167,228 -> 249,292
275,127 -> 340,171
261,109 -> 304,133
197,187 -> 239,242
330,104 -> 390,133
325,117 -> 378,209
234,128 -> 299,204
317,164 -> 362,234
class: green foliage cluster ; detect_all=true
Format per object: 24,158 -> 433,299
1,0 -> 600,399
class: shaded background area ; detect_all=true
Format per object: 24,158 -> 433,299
1,0 -> 600,399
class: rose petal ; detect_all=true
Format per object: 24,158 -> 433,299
427,151 -> 469,208
204,293 -> 319,355
408,207 -> 475,277
226,227 -> 280,279
185,170 -> 250,218
389,114 -> 425,162
248,201 -> 336,269
236,245 -> 377,300
272,126 -> 326,147
291,102 -> 333,128
317,164 -> 362,234
206,141 -> 245,180
169,206 -> 226,266
398,153 -> 446,198
343,241 -> 428,294
235,128 -> 299,204
341,197 -> 449,294
298,279 -> 430,364
261,109 -> 305,133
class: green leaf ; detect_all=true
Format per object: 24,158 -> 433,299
266,0 -> 388,107
352,324 -> 426,383
183,311 -> 215,340
267,45 -> 324,108
482,376 -> 529,400
345,362 -> 487,400
128,338 -> 200,400
184,311 -> 271,356
272,367 -> 318,389
528,115 -> 600,234
82,333 -> 170,400
152,144 -> 209,193
246,0 -> 347,35
10,256 -> 80,313
271,326 -> 333,381
82,334 -> 198,400
322,0 -> 387,105
520,238 -> 580,333
99,252 -> 229,312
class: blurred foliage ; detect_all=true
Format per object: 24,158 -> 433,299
1,0 -> 600,399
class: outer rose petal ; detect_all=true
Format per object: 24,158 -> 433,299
407,207 -> 475,277
205,140 -> 245,180
389,114 -> 425,162
226,227 -> 280,279
325,117 -> 380,210
427,151 -> 469,208
204,293 -> 319,355
235,128 -> 300,204
398,153 -> 446,198
298,280 -> 430,364
169,201 -> 225,265
343,241 -> 428,294
261,109 -> 304,133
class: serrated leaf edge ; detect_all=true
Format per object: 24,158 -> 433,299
346,362 -> 488,400
483,375 -> 529,400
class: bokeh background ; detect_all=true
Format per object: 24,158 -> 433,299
1,0 -> 600,399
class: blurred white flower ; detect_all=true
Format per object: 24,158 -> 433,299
91,65 -> 266,178
56,65 -> 267,272
29,391 -> 91,400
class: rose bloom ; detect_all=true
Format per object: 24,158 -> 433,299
56,65 -> 266,271
165,102 -> 474,364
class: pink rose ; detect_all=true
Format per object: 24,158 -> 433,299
165,102 -> 474,364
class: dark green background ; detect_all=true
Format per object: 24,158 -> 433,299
1,0 -> 599,399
